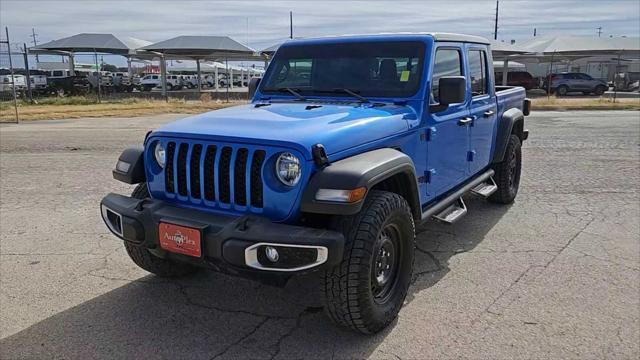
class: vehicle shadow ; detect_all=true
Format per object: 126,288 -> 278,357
0,196 -> 509,359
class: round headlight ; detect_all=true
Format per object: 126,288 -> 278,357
154,142 -> 166,168
276,152 -> 301,186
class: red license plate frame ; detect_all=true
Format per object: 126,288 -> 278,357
158,222 -> 202,257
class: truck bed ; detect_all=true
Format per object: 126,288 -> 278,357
495,85 -> 526,116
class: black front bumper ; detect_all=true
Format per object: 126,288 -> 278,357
100,193 -> 344,278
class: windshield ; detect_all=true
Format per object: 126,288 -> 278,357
261,41 -> 425,98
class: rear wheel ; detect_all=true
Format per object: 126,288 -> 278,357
556,85 -> 569,96
322,191 -> 415,334
489,134 -> 522,204
124,183 -> 199,277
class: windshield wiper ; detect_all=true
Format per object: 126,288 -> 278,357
316,88 -> 370,103
277,87 -> 306,101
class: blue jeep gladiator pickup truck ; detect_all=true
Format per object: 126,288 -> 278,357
101,33 -> 530,334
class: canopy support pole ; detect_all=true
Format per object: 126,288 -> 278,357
160,55 -> 168,102
215,65 -> 219,91
547,51 -> 555,100
225,58 -> 230,103
502,58 -> 509,86
68,52 -> 75,76
613,52 -> 621,103
94,49 -> 101,103
196,58 -> 202,95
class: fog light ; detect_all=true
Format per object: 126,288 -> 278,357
264,246 -> 279,262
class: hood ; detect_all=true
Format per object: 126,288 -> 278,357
153,102 -> 415,160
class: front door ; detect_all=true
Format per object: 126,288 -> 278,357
467,46 -> 497,175
426,45 -> 470,199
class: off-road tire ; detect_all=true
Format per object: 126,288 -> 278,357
489,134 -> 522,204
322,190 -> 415,334
124,183 -> 199,277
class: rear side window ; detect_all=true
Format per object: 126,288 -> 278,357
468,50 -> 488,96
431,49 -> 462,103
52,70 -> 63,77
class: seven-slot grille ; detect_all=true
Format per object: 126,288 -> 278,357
164,141 -> 266,208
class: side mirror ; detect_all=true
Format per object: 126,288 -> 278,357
438,76 -> 466,106
248,77 -> 261,99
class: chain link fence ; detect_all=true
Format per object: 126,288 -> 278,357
1,27 -> 20,123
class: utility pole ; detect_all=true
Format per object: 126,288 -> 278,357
30,28 -> 39,62
493,1 -> 499,40
289,11 -> 293,39
597,27 -> 602,37
533,28 -> 537,37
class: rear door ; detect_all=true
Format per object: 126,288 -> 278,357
425,45 -> 470,199
466,45 -> 497,175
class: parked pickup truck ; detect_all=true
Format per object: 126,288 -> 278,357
101,33 -> 530,334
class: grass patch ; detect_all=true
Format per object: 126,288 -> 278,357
0,97 -> 242,122
532,97 -> 640,111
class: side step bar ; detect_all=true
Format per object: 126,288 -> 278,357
470,176 -> 498,198
432,197 -> 467,224
421,169 -> 495,222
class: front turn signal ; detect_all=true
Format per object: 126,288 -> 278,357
315,187 -> 367,203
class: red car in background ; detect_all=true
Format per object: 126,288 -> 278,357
494,71 -> 538,90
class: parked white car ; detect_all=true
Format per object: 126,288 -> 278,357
139,74 -> 183,91
29,71 -> 48,91
0,74 -> 27,94
179,75 -> 199,89
112,72 -> 134,92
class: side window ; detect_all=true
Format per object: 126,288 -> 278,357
431,49 -> 462,103
274,59 -> 312,87
468,50 -> 488,96
53,70 -> 63,77
152,75 -> 158,80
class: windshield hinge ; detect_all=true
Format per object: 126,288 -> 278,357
421,127 -> 437,141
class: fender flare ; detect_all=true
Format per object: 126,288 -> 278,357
301,148 -> 420,217
492,107 -> 525,164
112,146 -> 145,184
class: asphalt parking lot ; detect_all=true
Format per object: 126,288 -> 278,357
1,110 -> 638,359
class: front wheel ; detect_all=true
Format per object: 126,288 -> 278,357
322,190 -> 415,334
124,183 -> 199,277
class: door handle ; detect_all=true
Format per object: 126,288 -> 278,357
458,117 -> 474,126
483,110 -> 495,117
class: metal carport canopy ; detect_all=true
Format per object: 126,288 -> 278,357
30,33 -> 154,79
141,35 -> 264,95
517,36 -> 640,56
32,33 -> 152,56
140,35 -> 263,60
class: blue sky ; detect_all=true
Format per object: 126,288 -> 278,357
2,0 -> 639,67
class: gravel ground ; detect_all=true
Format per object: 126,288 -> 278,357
0,111 -> 638,359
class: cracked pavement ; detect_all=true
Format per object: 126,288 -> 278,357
1,111 -> 638,359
